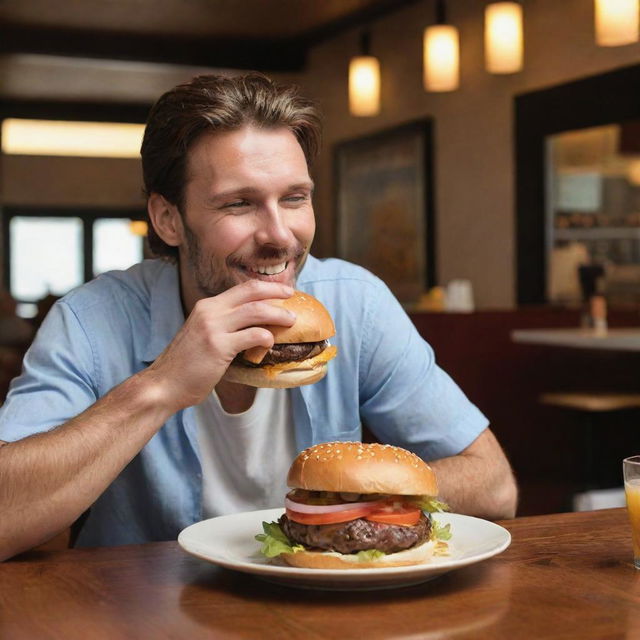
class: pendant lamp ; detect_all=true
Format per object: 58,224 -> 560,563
423,0 -> 460,92
349,31 -> 381,117
595,0 -> 639,46
485,2 -> 524,73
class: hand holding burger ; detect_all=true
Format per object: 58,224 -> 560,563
256,442 -> 451,569
224,291 -> 337,388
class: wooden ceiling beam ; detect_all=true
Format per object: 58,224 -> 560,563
0,0 -> 421,70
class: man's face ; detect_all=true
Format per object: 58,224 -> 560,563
177,125 -> 315,307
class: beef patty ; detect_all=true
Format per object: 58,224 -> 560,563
239,340 -> 327,366
279,512 -> 431,555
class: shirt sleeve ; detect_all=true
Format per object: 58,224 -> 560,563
0,300 -> 98,442
358,282 -> 489,461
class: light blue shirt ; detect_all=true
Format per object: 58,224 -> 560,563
0,256 -> 488,547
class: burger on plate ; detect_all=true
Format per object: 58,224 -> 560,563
224,290 -> 337,389
256,442 -> 451,569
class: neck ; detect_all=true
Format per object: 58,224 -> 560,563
215,379 -> 258,414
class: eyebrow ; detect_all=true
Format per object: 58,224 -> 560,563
207,181 -> 315,203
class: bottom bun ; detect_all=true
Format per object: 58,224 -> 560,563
280,540 -> 436,570
223,346 -> 337,389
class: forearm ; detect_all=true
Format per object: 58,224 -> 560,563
0,368 -> 176,561
429,429 -> 518,520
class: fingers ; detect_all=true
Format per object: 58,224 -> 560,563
229,299 -> 296,332
150,281 -> 299,408
233,326 -> 278,353
193,280 -> 297,334
218,280 -> 294,306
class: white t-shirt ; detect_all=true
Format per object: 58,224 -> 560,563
195,387 -> 297,518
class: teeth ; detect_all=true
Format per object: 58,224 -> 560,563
250,262 -> 287,275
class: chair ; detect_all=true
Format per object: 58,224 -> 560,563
539,391 -> 640,502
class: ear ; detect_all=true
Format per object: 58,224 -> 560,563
147,193 -> 184,247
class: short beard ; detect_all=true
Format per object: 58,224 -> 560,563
183,222 -> 230,298
182,220 -> 309,298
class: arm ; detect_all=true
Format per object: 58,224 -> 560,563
0,372 -> 174,561
429,428 -> 518,520
0,280 -> 295,561
352,278 -> 515,519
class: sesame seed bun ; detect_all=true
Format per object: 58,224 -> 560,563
287,442 -> 438,497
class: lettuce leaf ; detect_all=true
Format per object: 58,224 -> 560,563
356,549 -> 386,562
255,522 -> 390,562
255,521 -> 305,558
407,496 -> 451,513
432,520 -> 452,541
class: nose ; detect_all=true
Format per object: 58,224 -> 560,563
254,202 -> 295,247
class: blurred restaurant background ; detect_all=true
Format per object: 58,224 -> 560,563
1,0 -> 640,516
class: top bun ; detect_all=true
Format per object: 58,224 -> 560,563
287,442 -> 438,496
266,290 -> 335,344
242,291 -> 335,364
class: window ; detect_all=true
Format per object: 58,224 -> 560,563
516,63 -> 640,305
10,216 -> 83,302
3,209 -> 147,317
93,218 -> 145,276
547,124 -> 640,305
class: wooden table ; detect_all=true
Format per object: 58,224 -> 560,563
511,327 -> 640,351
1,508 -> 639,639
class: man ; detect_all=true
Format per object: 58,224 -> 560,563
0,74 -> 516,561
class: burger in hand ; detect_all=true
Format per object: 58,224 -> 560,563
224,291 -> 337,389
256,442 -> 451,569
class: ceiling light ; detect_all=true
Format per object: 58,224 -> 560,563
485,2 -> 524,74
423,1 -> 460,92
1,119 -> 144,157
349,31 -> 381,117
594,0 -> 639,46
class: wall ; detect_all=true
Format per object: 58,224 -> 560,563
301,0 -> 640,309
410,307 -> 640,515
0,55 -> 300,283
0,55 -> 300,211
2,156 -> 144,208
2,1 -> 640,308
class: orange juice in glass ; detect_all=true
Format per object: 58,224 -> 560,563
623,456 -> 640,569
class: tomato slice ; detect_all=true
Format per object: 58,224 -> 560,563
285,505 -> 376,525
365,504 -> 422,526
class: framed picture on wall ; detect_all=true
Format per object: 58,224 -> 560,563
334,119 -> 435,305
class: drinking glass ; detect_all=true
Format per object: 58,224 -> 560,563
623,456 -> 640,569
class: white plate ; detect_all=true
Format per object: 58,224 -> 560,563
178,508 -> 511,590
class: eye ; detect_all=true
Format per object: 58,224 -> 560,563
222,199 -> 250,209
282,194 -> 310,205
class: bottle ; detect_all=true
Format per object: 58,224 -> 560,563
589,295 -> 607,336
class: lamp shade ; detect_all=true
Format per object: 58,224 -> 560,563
349,55 -> 380,116
485,2 -> 524,73
595,0 -> 639,46
423,24 -> 460,92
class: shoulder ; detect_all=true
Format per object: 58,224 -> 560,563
297,256 -> 402,334
60,259 -> 173,315
298,255 -> 388,295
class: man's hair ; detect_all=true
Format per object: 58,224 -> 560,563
141,72 -> 322,259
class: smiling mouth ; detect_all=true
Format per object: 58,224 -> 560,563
245,261 -> 289,276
